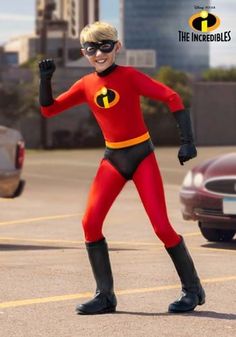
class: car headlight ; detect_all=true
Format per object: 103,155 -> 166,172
182,171 -> 193,187
193,173 -> 204,188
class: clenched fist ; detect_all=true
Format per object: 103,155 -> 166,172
178,143 -> 197,166
39,59 -> 56,80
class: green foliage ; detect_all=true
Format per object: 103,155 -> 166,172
202,67 -> 236,81
0,57 -> 40,124
18,57 -> 40,117
0,87 -> 22,122
141,66 -> 192,116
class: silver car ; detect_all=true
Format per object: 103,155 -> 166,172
0,125 -> 25,198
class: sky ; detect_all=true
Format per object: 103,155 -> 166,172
0,0 -> 235,68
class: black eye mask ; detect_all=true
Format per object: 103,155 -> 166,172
82,40 -> 118,56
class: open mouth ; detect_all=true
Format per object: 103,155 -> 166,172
96,59 -> 107,64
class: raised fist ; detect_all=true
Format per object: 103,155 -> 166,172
178,143 -> 197,166
39,59 -> 56,80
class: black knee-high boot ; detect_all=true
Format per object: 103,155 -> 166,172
166,236 -> 205,313
76,238 -> 117,315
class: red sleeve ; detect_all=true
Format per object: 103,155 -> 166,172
41,78 -> 86,118
129,67 -> 184,112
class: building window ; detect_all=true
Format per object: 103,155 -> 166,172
57,48 -> 63,58
126,50 -> 156,67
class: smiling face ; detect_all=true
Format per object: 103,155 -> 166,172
80,21 -> 120,73
82,40 -> 121,72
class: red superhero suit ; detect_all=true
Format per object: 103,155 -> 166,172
41,65 -> 184,247
39,60 -> 205,315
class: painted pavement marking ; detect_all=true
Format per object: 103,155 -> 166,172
0,275 -> 235,309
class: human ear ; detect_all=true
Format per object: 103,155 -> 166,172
115,41 -> 122,53
81,48 -> 86,57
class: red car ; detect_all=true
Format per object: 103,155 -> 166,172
180,153 -> 236,242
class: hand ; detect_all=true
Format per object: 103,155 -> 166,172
178,143 -> 197,165
39,59 -> 56,80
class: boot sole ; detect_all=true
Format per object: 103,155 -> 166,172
198,297 -> 205,305
168,297 -> 205,313
76,306 -> 116,315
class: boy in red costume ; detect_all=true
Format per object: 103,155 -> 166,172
39,21 -> 205,315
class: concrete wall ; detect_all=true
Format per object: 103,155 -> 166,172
192,82 -> 236,146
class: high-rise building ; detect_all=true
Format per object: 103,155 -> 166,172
36,0 -> 99,38
120,0 -> 210,73
36,0 -> 57,35
57,0 -> 99,38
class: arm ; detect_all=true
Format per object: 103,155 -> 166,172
39,59 -> 86,118
129,67 -> 184,112
130,68 -> 197,165
173,109 -> 197,165
39,59 -> 55,108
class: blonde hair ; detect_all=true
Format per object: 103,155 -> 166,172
80,21 -> 118,46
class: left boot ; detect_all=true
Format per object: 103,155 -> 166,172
166,236 -> 205,313
75,238 -> 117,315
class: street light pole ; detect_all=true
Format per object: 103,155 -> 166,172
39,0 -> 56,149
40,21 -> 48,149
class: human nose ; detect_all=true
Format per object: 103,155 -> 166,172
95,48 -> 103,56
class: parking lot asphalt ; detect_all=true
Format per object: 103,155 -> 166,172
0,146 -> 235,337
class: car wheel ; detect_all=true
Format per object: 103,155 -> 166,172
13,180 -> 25,198
198,222 -> 235,242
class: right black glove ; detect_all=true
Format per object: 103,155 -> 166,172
178,143 -> 197,166
39,59 -> 56,80
38,59 -> 56,106
173,109 -> 197,165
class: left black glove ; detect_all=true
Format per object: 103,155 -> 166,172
38,59 -> 56,107
173,109 -> 197,165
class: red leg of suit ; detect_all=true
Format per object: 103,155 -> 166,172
133,152 -> 181,248
82,159 -> 126,242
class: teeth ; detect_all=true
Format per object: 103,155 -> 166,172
97,59 -> 106,63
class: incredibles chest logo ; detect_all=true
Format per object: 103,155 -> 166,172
94,87 -> 120,109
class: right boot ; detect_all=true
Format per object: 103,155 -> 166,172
166,237 -> 205,313
75,238 -> 117,315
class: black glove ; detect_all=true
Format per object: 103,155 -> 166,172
177,143 -> 197,165
38,59 -> 56,106
39,59 -> 56,80
173,109 -> 197,165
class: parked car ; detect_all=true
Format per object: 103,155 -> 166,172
180,153 -> 236,242
0,125 -> 25,198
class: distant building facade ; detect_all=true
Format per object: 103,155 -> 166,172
36,0 -> 99,38
120,0 -> 210,73
57,0 -> 99,38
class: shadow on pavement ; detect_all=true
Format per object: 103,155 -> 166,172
201,239 -> 236,251
0,243 -> 78,251
0,244 -> 141,252
115,310 -> 236,320
109,248 -> 142,252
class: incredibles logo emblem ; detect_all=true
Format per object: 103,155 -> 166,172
189,11 -> 220,32
94,87 -> 120,109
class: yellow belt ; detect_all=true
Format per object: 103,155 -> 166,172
105,132 -> 150,149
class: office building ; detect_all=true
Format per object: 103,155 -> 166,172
36,0 -> 99,38
55,0 -> 99,38
120,0 -> 210,72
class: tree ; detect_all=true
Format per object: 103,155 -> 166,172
0,86 -> 22,125
0,57 -> 40,126
18,56 -> 41,117
141,66 -> 192,115
141,66 -> 192,145
202,67 -> 236,81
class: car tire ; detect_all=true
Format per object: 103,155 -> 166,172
13,180 -> 25,198
198,222 -> 235,242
